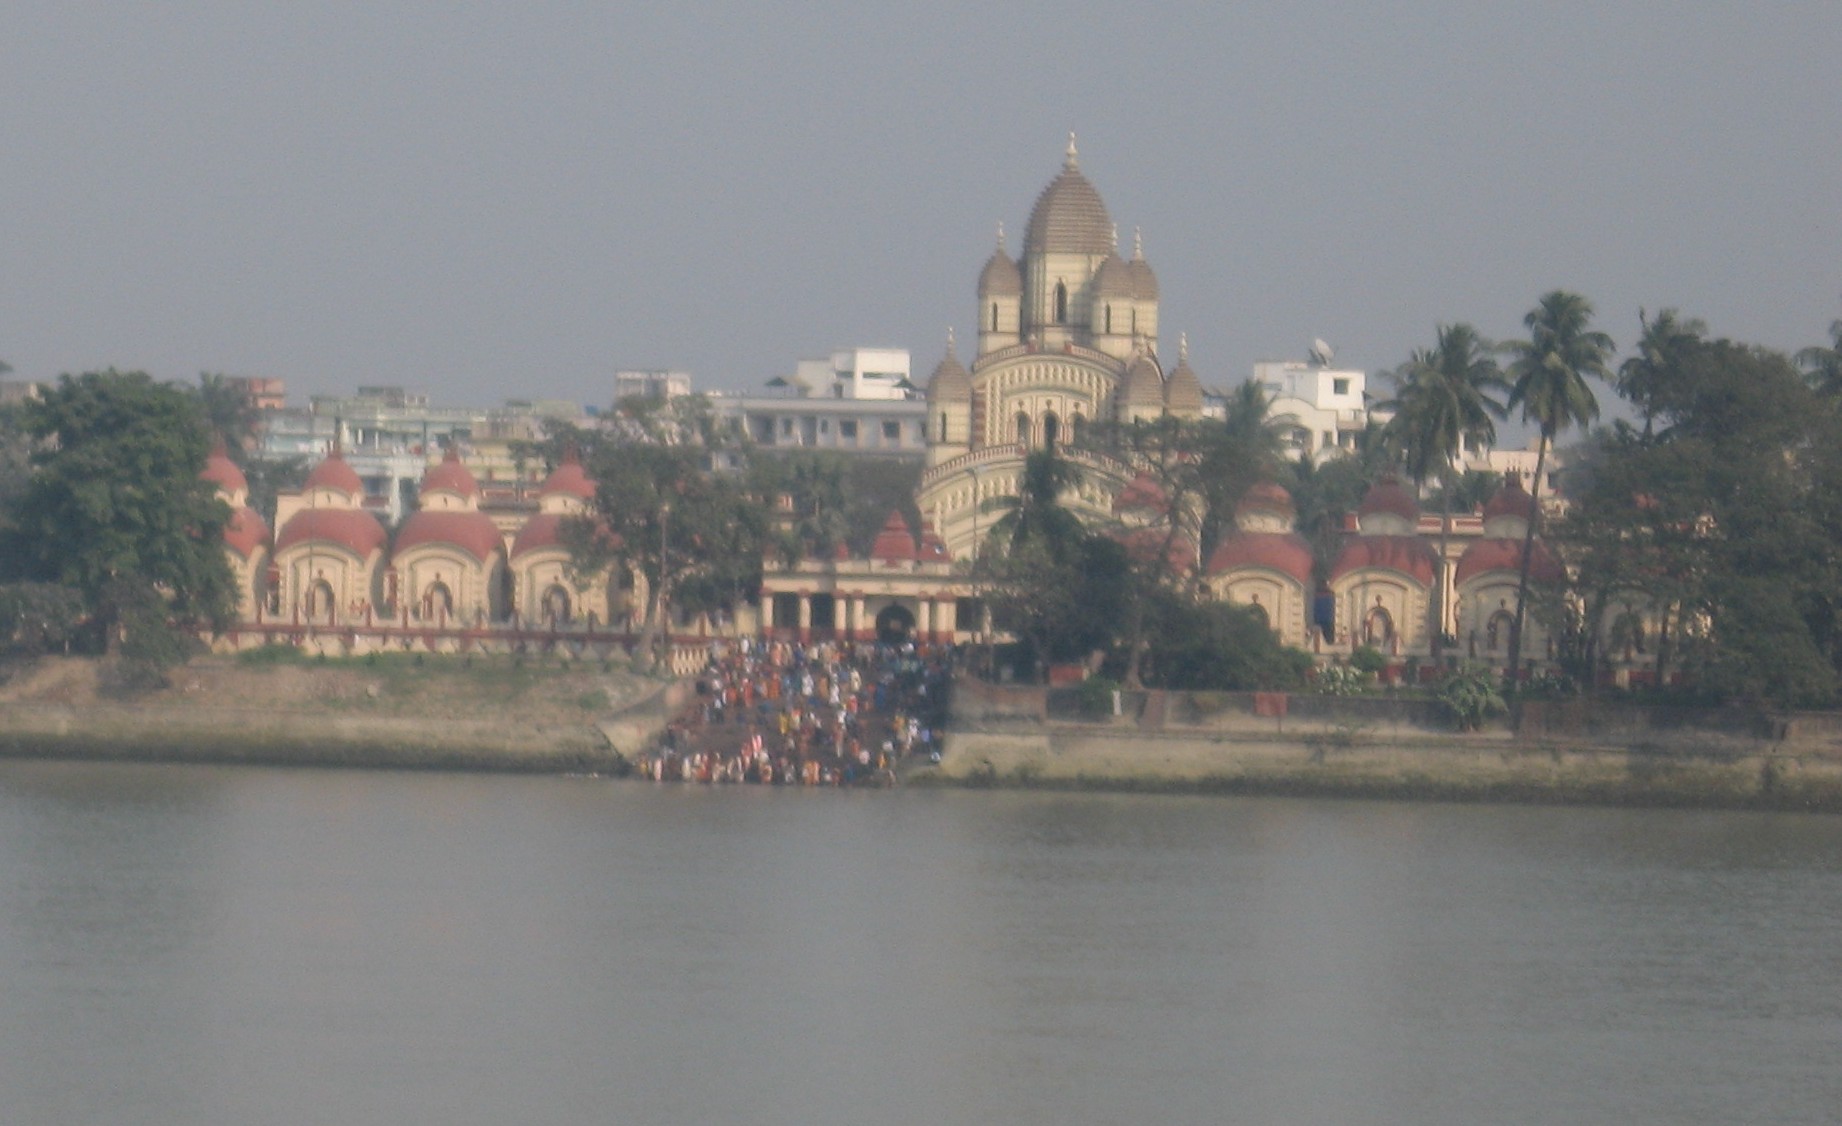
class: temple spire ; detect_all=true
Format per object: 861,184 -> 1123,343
1133,226 -> 1144,260
1065,131 -> 1079,169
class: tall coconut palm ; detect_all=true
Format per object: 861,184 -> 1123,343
1795,317 -> 1842,396
1381,323 -> 1508,660
981,446 -> 1087,557
1502,291 -> 1613,681
1616,308 -> 1706,434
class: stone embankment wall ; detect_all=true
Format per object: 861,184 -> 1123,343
935,679 -> 1842,810
0,661 -> 692,774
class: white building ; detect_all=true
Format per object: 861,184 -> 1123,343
711,347 -> 928,456
1254,357 -> 1380,462
615,370 -> 693,403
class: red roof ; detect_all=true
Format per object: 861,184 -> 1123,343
394,509 -> 503,562
420,448 -> 480,499
918,523 -> 951,562
1206,531 -> 1315,585
304,452 -> 364,497
223,505 -> 269,559
1112,472 -> 1167,516
870,511 -> 917,563
1357,475 -> 1421,524
1483,475 -> 1537,522
511,512 -> 566,558
1330,534 -> 1439,586
275,507 -> 387,557
201,449 -> 248,495
539,450 -> 595,500
1236,481 -> 1295,519
1455,537 -> 1564,586
1115,526 -> 1196,572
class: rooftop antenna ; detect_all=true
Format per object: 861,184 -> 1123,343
1309,338 -> 1335,366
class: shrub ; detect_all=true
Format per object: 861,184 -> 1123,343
1348,645 -> 1388,678
1077,675 -> 1120,718
1436,664 -> 1507,731
1314,664 -> 1369,696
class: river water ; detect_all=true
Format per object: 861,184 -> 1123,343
0,761 -> 1837,1125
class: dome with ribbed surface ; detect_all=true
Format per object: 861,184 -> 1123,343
1024,141 -> 1114,257
1482,473 -> 1537,526
1330,535 -> 1439,587
1236,481 -> 1297,522
1456,538 -> 1563,586
1164,357 -> 1203,412
978,246 -> 1022,297
395,510 -> 503,563
1126,231 -> 1159,300
1093,253 -> 1133,298
926,349 -> 972,401
1119,353 -> 1165,408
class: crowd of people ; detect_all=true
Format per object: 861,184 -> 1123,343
649,637 -> 953,786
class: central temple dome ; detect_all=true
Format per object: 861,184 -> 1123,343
1023,137 -> 1114,257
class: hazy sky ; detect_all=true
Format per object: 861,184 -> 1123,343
4,2 -> 1839,412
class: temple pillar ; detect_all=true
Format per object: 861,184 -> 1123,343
759,589 -> 775,634
797,594 -> 812,644
853,596 -> 869,642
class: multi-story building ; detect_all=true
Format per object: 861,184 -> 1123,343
710,347 -> 928,456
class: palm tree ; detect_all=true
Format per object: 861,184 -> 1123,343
1195,379 -> 1288,559
1381,323 -> 1508,660
1616,308 -> 1706,434
981,446 -> 1087,556
1796,317 -> 1842,396
1502,291 -> 1613,681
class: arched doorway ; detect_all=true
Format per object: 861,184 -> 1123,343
875,603 -> 915,645
1042,411 -> 1060,450
1015,411 -> 1032,446
1362,605 -> 1394,648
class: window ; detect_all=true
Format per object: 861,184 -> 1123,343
882,420 -> 901,441
840,419 -> 857,441
779,418 -> 793,435
937,412 -> 947,441
819,419 -> 829,434
1332,378 -> 1350,395
1054,281 -> 1068,324
990,302 -> 999,331
1104,304 -> 1112,334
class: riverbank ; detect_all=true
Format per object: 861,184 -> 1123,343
918,679 -> 1842,811
0,654 -> 682,773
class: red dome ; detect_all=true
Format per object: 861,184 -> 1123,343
538,451 -> 595,501
275,507 -> 387,558
870,511 -> 916,563
304,452 -> 364,497
394,510 -> 503,562
1357,476 -> 1421,524
201,449 -> 248,495
1483,475 -> 1537,522
1236,481 -> 1296,519
1115,526 -> 1196,572
1330,534 -> 1439,586
1112,472 -> 1167,516
511,512 -> 565,558
223,505 -> 268,559
1206,531 -> 1315,586
1455,538 -> 1563,586
420,448 -> 480,499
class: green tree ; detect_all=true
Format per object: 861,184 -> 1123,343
1381,323 -> 1508,660
1502,291 -> 1612,682
567,441 -> 765,671
1795,316 -> 1842,396
1616,308 -> 1707,435
9,370 -> 236,668
1195,379 -> 1288,559
195,373 -> 262,459
981,446 -> 1087,555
